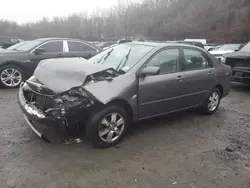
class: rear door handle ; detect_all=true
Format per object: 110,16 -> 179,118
176,75 -> 184,82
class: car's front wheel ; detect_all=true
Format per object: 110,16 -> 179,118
202,88 -> 221,114
0,65 -> 24,88
85,105 -> 129,148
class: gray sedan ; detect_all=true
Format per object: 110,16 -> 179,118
18,42 -> 232,148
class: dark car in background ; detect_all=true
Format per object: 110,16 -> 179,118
18,42 -> 232,148
209,43 -> 244,61
177,41 -> 205,49
0,38 -> 101,88
222,42 -> 250,84
0,36 -> 23,49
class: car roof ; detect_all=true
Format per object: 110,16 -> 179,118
125,41 -> 203,49
35,38 -> 100,50
35,37 -> 87,42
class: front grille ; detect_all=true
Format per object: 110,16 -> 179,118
35,95 -> 55,111
23,85 -> 56,111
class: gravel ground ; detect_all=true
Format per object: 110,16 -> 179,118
0,83 -> 250,188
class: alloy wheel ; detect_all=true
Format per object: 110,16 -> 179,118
207,91 -> 219,112
98,112 -> 125,143
0,68 -> 22,87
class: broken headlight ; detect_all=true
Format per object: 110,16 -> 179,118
220,56 -> 226,64
68,87 -> 89,98
52,87 -> 94,111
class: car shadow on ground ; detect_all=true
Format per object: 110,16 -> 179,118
57,109 -> 201,147
125,108 -> 211,139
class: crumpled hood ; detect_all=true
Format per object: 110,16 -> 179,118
34,57 -> 109,94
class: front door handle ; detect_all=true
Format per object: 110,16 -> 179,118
176,75 -> 184,82
208,71 -> 214,76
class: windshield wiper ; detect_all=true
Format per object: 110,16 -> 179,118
115,48 -> 132,71
96,48 -> 114,64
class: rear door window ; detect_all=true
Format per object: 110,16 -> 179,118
68,41 -> 96,52
183,48 -> 213,71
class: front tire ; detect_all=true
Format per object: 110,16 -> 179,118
0,65 -> 24,88
85,105 -> 129,148
201,88 -> 221,114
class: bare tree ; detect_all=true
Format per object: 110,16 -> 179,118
0,0 -> 249,43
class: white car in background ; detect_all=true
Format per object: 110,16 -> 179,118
210,44 -> 243,61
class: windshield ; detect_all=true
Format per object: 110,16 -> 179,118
89,44 -> 154,72
240,42 -> 250,52
7,40 -> 41,51
218,44 -> 241,51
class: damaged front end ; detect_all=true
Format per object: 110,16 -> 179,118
18,77 -> 98,141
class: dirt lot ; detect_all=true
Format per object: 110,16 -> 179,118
0,83 -> 250,188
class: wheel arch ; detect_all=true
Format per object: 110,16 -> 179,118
106,99 -> 133,122
0,61 -> 27,77
215,84 -> 223,97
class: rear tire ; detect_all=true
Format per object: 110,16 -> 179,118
201,87 -> 221,114
0,65 -> 24,88
85,105 -> 129,148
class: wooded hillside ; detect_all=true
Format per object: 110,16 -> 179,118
0,0 -> 249,43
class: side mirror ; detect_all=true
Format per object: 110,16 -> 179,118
34,48 -> 46,54
139,66 -> 160,77
234,49 -> 239,52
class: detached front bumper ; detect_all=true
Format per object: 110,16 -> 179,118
18,82 -> 66,142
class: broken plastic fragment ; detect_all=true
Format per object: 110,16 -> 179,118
63,138 -> 83,144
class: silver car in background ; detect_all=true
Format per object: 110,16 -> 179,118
209,43 -> 243,61
18,42 -> 232,148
